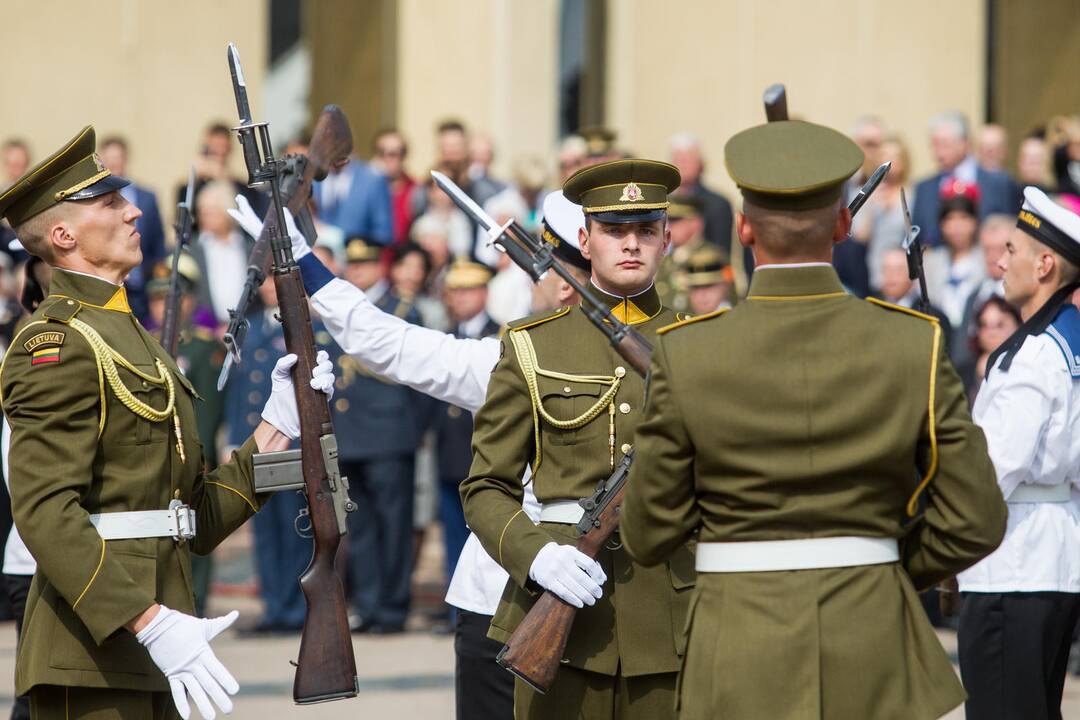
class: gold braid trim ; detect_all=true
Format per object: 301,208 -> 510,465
508,329 -> 620,471
67,318 -> 186,463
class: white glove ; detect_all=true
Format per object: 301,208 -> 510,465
261,351 -> 335,439
227,194 -> 310,261
528,542 -> 607,608
135,606 -> 240,720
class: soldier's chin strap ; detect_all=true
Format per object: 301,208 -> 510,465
984,281 -> 1080,378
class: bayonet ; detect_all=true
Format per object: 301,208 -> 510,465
900,188 -> 930,312
848,161 -> 891,218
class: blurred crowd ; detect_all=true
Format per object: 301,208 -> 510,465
0,106 -> 1076,635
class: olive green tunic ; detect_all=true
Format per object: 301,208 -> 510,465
461,285 -> 695,685
1,268 -> 266,696
621,265 -> 1007,720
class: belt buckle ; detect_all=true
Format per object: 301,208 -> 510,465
168,499 -> 196,543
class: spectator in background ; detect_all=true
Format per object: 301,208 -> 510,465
668,132 -> 734,253
976,124 -> 1009,172
968,296 -> 1021,394
655,195 -> 708,312
329,239 -> 425,635
314,148 -> 393,247
847,116 -> 887,194
179,122 -> 265,233
579,126 -> 621,164
1,139 -> 30,190
911,112 -> 1020,245
512,155 -> 550,228
417,173 -> 474,260
468,132 -> 506,192
962,213 -> 1011,325
558,134 -> 588,183
98,136 -> 165,322
476,190 -> 531,325
433,260 -> 500,590
877,247 -> 953,345
390,241 -> 444,330
1052,118 -> 1080,196
1017,133 -> 1051,190
190,180 -> 251,324
342,237 -> 388,301
924,179 -> 986,374
372,128 -> 416,245
414,121 -> 502,222
223,278 -> 310,634
852,135 -> 912,294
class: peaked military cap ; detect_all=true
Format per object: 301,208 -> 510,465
0,126 -> 129,227
578,126 -> 618,157
725,120 -> 862,211
1017,186 -> 1080,267
685,245 -> 731,287
540,190 -> 589,271
667,194 -> 704,220
146,253 -> 202,296
445,258 -> 493,290
563,158 -> 681,224
345,237 -> 382,263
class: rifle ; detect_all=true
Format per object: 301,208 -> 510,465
901,188 -> 930,313
226,42 -> 359,704
160,167 -> 195,358
763,83 -> 788,122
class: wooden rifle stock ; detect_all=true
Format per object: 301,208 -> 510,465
497,449 -> 636,693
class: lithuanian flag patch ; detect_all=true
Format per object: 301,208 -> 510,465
30,347 -> 61,366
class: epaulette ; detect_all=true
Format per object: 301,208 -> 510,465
39,295 -> 83,324
656,308 -> 728,336
865,297 -> 938,323
507,306 -> 571,332
1045,304 -> 1080,378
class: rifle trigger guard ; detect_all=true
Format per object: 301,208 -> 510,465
294,506 -> 314,538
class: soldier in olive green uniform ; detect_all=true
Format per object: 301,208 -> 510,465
0,127 -> 333,720
461,159 -> 692,720
654,195 -> 712,313
621,120 -> 1008,720
146,256 -> 227,616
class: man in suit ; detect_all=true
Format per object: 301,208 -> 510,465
97,136 -> 165,323
669,133 -> 733,253
912,112 -> 1021,246
314,156 -> 393,247
329,238 -> 424,634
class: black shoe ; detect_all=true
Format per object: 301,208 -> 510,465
238,620 -> 299,637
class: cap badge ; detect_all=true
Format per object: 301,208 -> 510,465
92,154 -> 106,173
620,182 -> 643,203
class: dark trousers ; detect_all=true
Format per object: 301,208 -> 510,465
959,591 -> 1080,720
341,456 -> 415,627
455,610 -> 513,720
29,685 -> 176,720
439,478 -> 470,582
252,489 -> 312,628
5,573 -> 31,720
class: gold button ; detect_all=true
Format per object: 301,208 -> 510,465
66,300 -> 74,305
564,386 -> 572,393
620,443 -> 631,454
615,366 -> 626,378
619,402 -> 631,414
335,398 -> 350,413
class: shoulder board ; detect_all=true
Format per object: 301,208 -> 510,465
656,308 -> 728,336
1045,305 -> 1080,378
865,297 -> 938,323
507,306 -> 572,332
39,295 -> 83,324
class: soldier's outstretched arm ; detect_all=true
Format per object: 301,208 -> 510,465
902,337 -> 1007,590
621,335 -> 699,566
460,339 -> 557,586
230,195 -> 498,413
1,329 -> 157,645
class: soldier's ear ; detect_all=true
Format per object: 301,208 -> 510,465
578,226 -> 591,260
832,206 -> 852,245
49,220 -> 76,253
735,212 -> 754,248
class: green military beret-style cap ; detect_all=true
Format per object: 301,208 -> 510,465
563,158 -> 681,224
724,120 -> 863,211
0,125 -> 130,227
667,194 -> 704,219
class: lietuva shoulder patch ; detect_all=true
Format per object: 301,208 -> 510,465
507,305 -> 572,332
39,295 -> 83,323
865,297 -> 938,323
656,308 -> 728,336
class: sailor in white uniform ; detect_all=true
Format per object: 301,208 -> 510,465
230,190 -> 588,720
957,186 -> 1080,720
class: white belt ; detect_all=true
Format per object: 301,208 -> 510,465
696,537 -> 899,573
539,500 -> 585,524
1007,484 -> 1072,504
89,501 -> 196,542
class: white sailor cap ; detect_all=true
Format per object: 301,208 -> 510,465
540,191 -> 589,271
1017,186 -> 1080,267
